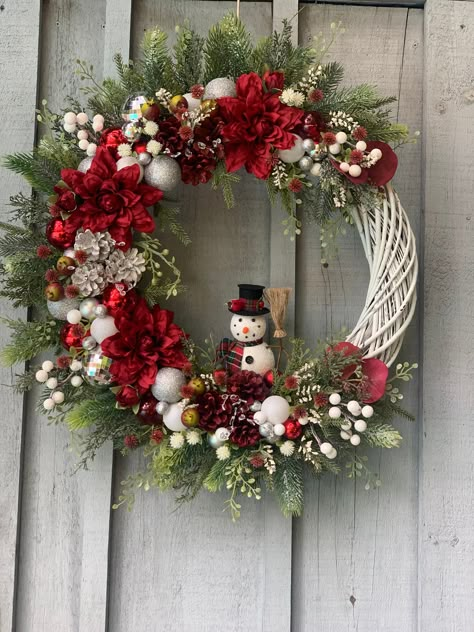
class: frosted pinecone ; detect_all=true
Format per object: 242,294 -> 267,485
71,262 -> 107,297
104,248 -> 146,287
73,229 -> 115,262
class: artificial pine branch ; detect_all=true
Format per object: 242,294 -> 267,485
172,25 -> 204,93
211,160 -> 240,208
3,152 -> 60,193
0,318 -> 61,366
364,423 -> 402,448
141,29 -> 174,97
8,193 -> 50,228
273,456 -> 304,517
203,14 -> 252,83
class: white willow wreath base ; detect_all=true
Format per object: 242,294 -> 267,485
346,183 -> 418,366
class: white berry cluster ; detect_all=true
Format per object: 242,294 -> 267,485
63,111 -> 104,157
35,358 -> 83,411
327,392 -> 373,446
297,64 -> 323,96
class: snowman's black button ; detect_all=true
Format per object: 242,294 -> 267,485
245,356 -> 254,365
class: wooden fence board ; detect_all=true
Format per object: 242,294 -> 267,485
420,1 -> 474,629
0,4 -> 42,631
292,6 -> 423,631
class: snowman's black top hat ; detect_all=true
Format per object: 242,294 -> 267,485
227,284 -> 270,316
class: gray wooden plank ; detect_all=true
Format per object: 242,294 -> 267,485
420,1 -> 474,629
0,4 -> 42,631
103,0 -> 132,77
14,1 -> 120,631
108,3 -> 293,631
292,7 -> 423,631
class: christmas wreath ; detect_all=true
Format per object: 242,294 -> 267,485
1,16 -> 418,519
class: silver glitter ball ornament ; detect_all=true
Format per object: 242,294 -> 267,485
77,156 -> 93,173
94,304 -> 108,319
137,151 -> 152,166
82,347 -> 113,385
215,427 -> 231,441
80,297 -> 99,319
250,401 -> 262,412
47,297 -> 80,320
298,156 -> 313,172
208,434 -> 224,449
204,77 -> 236,99
303,138 -> 316,153
122,121 -> 141,143
144,155 -> 181,192
82,335 -> 98,351
259,422 -> 275,438
156,401 -> 170,416
151,367 -> 186,403
122,94 -> 148,122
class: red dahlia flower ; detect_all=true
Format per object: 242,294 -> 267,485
217,72 -> 304,179
101,297 -> 188,404
61,147 -> 162,250
330,341 -> 389,403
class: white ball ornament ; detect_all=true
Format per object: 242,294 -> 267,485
320,442 -> 333,455
348,164 -> 362,178
163,403 -> 187,432
347,400 -> 361,416
52,391 -> 65,404
144,155 -> 181,192
370,147 -> 383,161
340,430 -> 351,440
260,396 -> 290,426
77,157 -> 93,173
90,315 -> 118,344
310,162 -> 321,177
215,427 -> 230,441
42,360 -> 54,373
43,398 -> 55,411
46,377 -> 58,390
151,367 -> 186,403
66,309 -> 82,325
329,143 -> 341,155
86,143 -> 97,157
278,134 -> 305,164
71,375 -> 83,387
77,130 -> 88,140
335,131 -> 347,144
64,112 -> 77,125
183,92 -> 201,111
78,139 -> 89,151
203,77 -> 236,99
253,410 -> 267,425
329,392 -> 341,405
35,369 -> 49,383
356,141 -> 367,151
76,112 -> 89,125
341,422 -> 352,431
327,448 -> 338,459
298,416 -> 309,426
70,360 -> 82,372
362,405 -> 374,418
64,123 -> 77,133
354,419 -> 368,433
340,162 -> 350,173
116,156 -> 144,182
273,423 -> 286,437
328,406 -> 341,419
350,434 -> 361,446
92,121 -> 104,132
93,114 -> 104,125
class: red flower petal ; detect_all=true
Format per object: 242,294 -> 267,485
361,357 -> 389,403
365,141 -> 398,186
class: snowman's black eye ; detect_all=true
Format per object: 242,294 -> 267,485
238,318 -> 242,322
258,325 -> 261,328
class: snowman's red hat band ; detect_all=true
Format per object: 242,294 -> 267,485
227,284 -> 270,316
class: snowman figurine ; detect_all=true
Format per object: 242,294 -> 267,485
217,284 -> 275,376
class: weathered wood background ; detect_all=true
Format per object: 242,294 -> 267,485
0,0 -> 472,630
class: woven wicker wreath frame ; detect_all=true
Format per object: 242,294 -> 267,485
345,183 -> 417,367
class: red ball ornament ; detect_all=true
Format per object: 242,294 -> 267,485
264,369 -> 274,386
284,419 -> 302,440
137,393 -> 162,426
60,322 -> 86,350
102,284 -> 137,316
46,218 -> 75,249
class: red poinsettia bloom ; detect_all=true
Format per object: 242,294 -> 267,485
330,341 -> 389,403
60,147 -> 162,250
217,72 -> 304,179
50,184 -> 77,215
331,141 -> 398,187
262,70 -> 285,91
99,127 -> 128,158
101,297 -> 188,404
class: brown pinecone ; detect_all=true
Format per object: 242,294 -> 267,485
230,422 -> 260,448
227,370 -> 270,405
197,391 -> 232,432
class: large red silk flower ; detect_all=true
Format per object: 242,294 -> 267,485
61,147 -> 162,250
101,297 -> 188,405
331,341 -> 389,403
217,72 -> 304,179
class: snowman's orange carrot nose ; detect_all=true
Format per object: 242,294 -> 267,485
242,326 -> 249,334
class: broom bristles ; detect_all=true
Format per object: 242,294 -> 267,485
264,287 -> 291,338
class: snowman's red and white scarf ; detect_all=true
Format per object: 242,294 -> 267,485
216,337 -> 264,373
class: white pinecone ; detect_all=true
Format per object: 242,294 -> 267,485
104,248 -> 146,287
71,262 -> 107,297
74,229 -> 115,262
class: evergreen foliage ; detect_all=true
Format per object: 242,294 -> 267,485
0,318 -> 61,366
273,456 -> 304,517
203,14 -> 252,83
